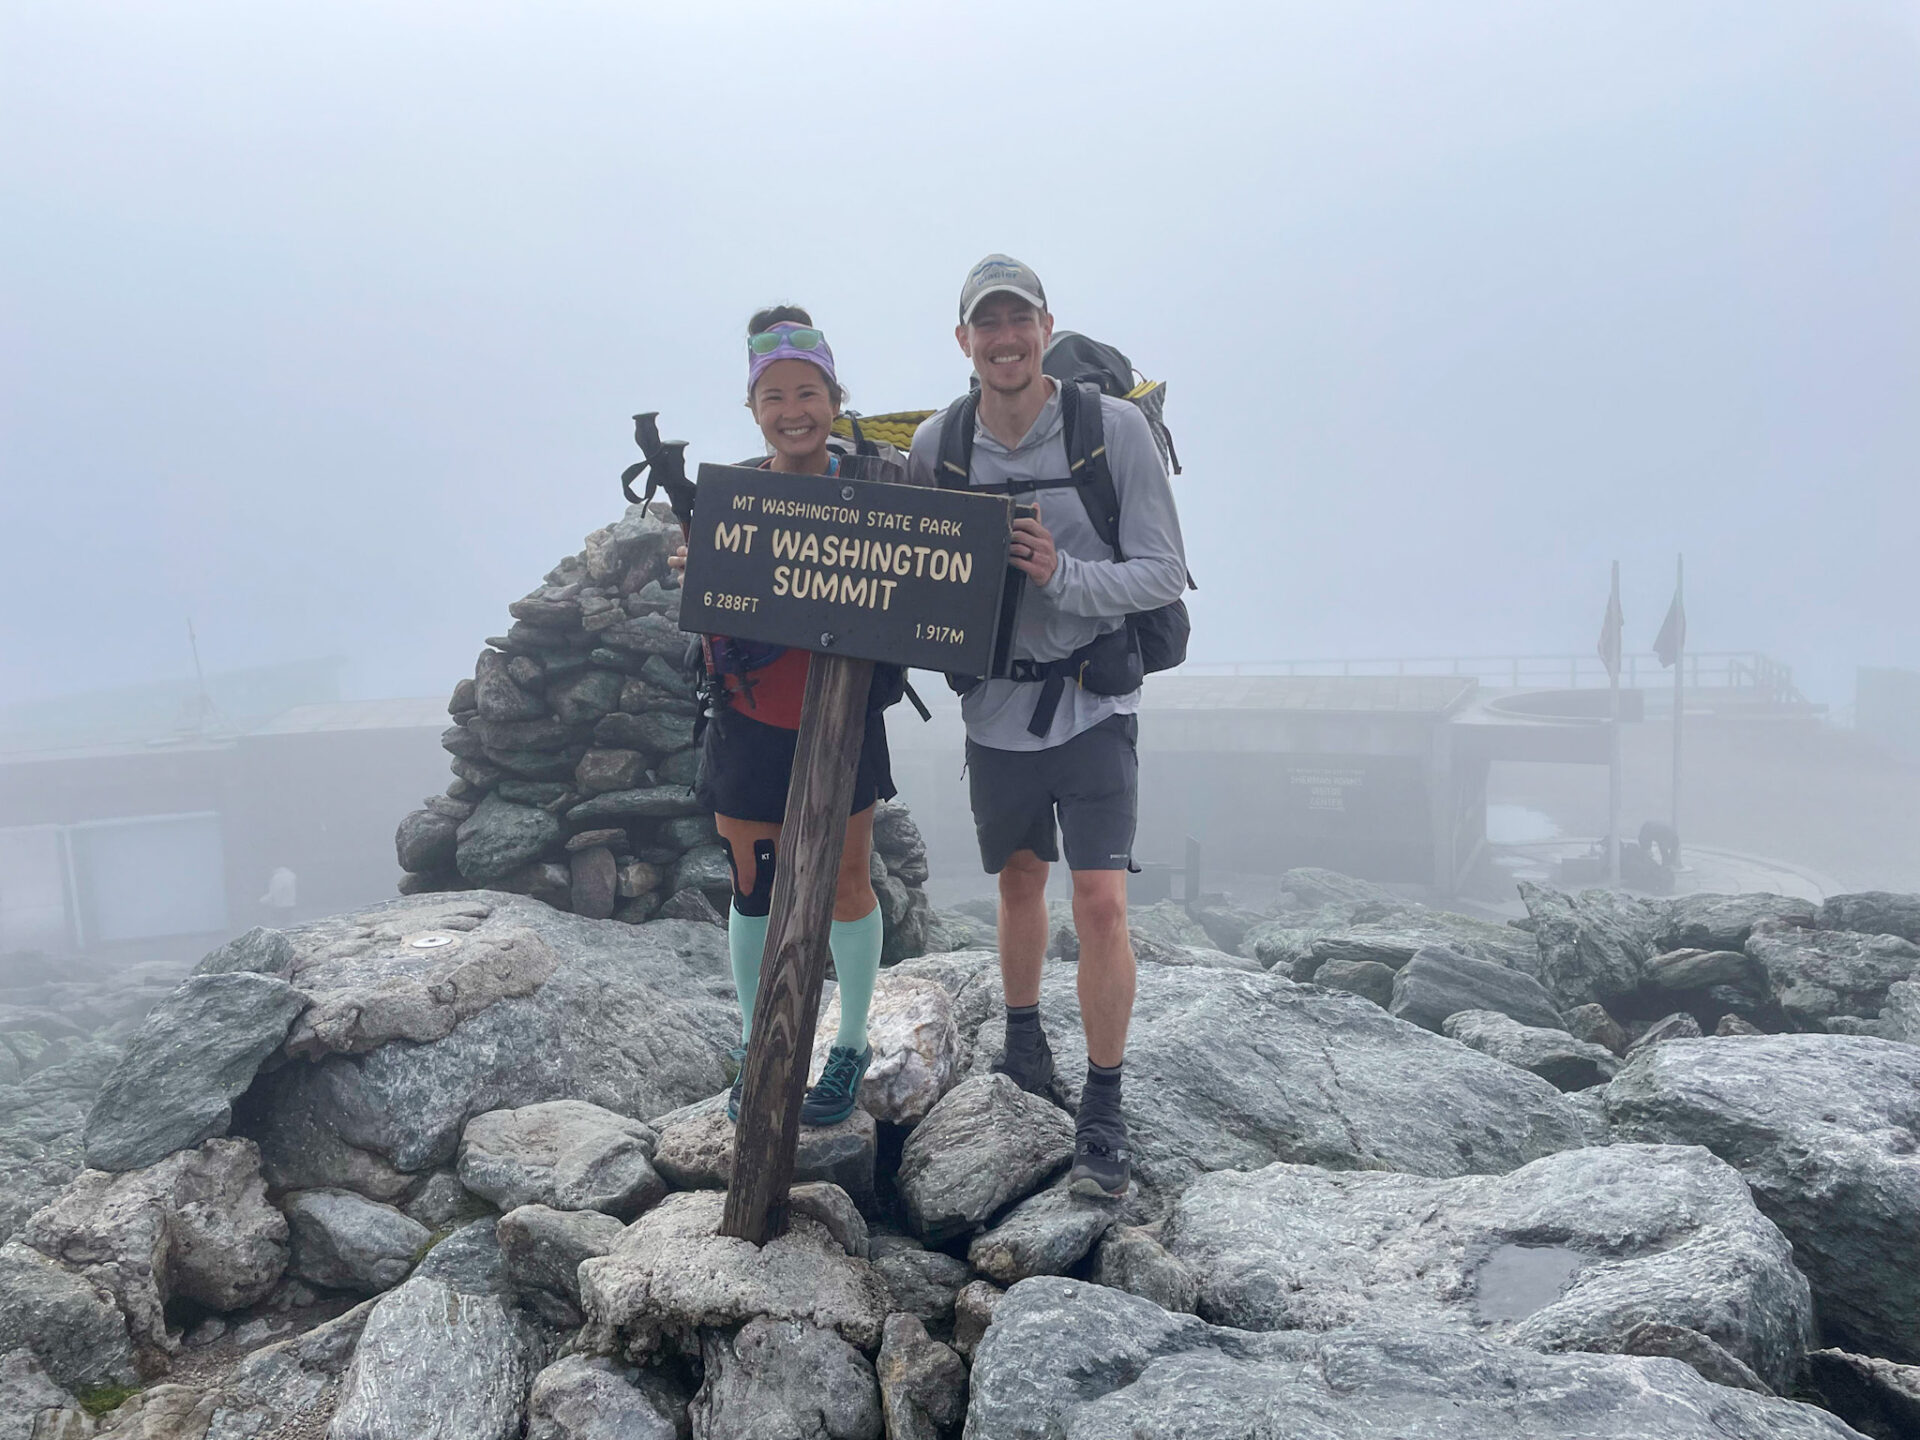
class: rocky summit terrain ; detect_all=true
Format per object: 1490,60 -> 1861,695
3,871 -> 1920,1437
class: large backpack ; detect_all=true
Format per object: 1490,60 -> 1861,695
933,336 -> 1193,735
1041,331 -> 1181,477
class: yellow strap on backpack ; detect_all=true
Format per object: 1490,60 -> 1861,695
830,384 -> 1163,457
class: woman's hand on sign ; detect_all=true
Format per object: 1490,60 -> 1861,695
668,542 -> 688,574
1010,509 -> 1058,587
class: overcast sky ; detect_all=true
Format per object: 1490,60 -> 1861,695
4,0 -> 1915,709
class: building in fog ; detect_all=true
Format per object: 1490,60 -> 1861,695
1858,668 -> 1920,766
0,662 -> 445,967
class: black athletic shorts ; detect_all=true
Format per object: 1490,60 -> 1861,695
965,712 -> 1138,874
694,705 -> 895,824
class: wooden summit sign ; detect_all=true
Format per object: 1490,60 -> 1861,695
678,463 -> 1017,676
676,458 -> 1019,1246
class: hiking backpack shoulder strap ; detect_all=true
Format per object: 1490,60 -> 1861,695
934,393 -> 979,490
1062,380 -> 1123,558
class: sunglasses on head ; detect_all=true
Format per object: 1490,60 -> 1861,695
748,326 -> 826,354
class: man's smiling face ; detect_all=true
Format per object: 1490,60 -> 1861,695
958,294 -> 1054,398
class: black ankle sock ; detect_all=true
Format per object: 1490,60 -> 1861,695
1084,1059 -> 1122,1107
1006,1003 -> 1041,1039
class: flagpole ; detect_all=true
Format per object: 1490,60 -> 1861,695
1671,554 -> 1684,866
1608,560 -> 1622,888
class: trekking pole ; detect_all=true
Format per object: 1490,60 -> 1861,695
622,412 -> 722,700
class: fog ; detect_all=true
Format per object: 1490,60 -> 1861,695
3,2 -> 1919,968
5,1 -> 1916,709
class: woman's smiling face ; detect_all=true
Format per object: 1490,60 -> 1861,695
750,357 -> 837,470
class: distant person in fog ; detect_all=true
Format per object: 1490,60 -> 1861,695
259,865 -> 297,924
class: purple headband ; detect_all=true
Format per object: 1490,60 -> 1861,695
747,321 -> 837,393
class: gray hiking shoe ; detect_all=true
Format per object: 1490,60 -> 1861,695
1070,1102 -> 1131,1199
992,1023 -> 1056,1098
801,1045 -> 871,1127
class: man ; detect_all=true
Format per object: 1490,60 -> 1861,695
908,255 -> 1187,1197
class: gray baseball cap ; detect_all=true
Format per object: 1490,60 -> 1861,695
959,254 -> 1047,323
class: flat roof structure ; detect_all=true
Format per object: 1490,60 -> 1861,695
1141,674 -> 1478,716
249,698 -> 449,735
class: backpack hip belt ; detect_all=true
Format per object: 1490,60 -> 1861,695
1005,626 -> 1140,737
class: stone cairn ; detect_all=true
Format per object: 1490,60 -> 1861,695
392,501 -> 935,961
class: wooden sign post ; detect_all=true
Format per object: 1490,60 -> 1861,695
719,651 -> 872,1243
680,459 -> 1017,1245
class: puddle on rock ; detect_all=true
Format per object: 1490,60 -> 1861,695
1471,1244 -> 1587,1323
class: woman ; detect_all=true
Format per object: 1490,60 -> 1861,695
672,306 -> 894,1126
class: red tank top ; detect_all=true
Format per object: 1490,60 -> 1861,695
720,455 -> 835,730
725,646 -> 809,730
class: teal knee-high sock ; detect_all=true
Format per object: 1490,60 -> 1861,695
829,905 -> 885,1052
728,902 -> 769,1045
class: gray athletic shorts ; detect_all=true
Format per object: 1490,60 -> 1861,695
965,713 -> 1138,874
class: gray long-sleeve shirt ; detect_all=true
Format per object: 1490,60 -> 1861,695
908,379 -> 1188,751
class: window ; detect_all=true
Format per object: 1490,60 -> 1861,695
70,813 -> 228,943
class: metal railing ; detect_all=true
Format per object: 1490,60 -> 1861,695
1176,651 -> 1805,705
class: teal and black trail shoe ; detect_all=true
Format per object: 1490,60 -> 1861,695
801,1044 -> 872,1127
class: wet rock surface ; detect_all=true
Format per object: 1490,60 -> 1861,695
0,1038 -> 124,1245
330,1276 -> 545,1440
1608,1033 -> 1920,1360
202,1299 -> 373,1439
1388,945 -> 1565,1032
498,1203 -> 624,1326
578,1190 -> 890,1358
4,873 -> 1916,1439
1804,1348 -> 1920,1440
966,1185 -> 1116,1285
1658,892 -> 1817,952
1819,893 -> 1920,945
1442,1008 -> 1620,1090
691,1317 -> 881,1440
1746,922 -> 1920,1029
1164,1143 -> 1813,1393
1090,1226 -> 1199,1315
877,1312 -> 967,1440
411,1216 -> 511,1298
282,1187 -> 428,1295
458,1099 -> 665,1218
235,894 -> 737,1185
1520,882 -> 1658,1009
22,1138 -> 287,1358
1302,912 -> 1539,977
524,1353 -> 682,1440
0,1239 -> 138,1391
965,1278 -> 1862,1440
896,1076 -> 1074,1243
82,973 -> 307,1173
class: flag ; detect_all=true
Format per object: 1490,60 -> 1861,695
1654,557 -> 1686,668
1597,562 -> 1624,682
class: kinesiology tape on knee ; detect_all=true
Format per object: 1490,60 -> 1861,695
728,838 -> 779,918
